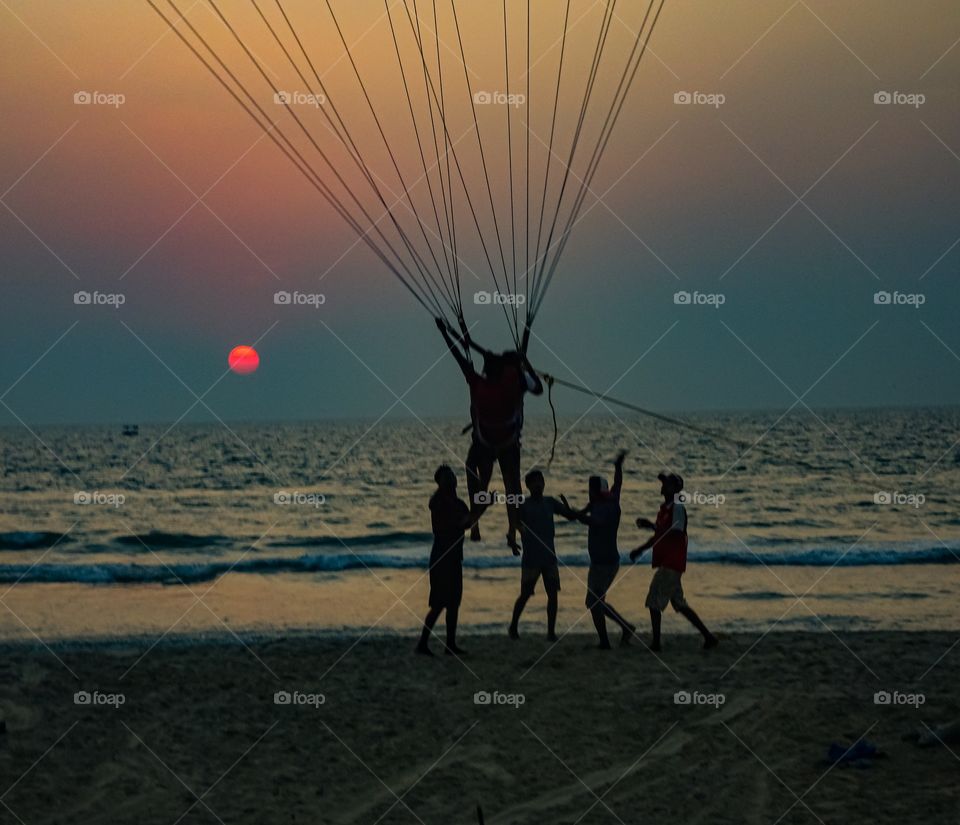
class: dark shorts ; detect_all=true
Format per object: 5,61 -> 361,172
645,567 -> 688,612
428,555 -> 463,610
520,564 -> 560,596
585,563 -> 619,609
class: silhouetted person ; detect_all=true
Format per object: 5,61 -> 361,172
508,469 -> 578,640
631,472 -> 718,651
436,317 -> 543,549
571,450 -> 637,649
417,465 -> 472,656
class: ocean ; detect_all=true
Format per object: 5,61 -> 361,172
1,408 -> 958,641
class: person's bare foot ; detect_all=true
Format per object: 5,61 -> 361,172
415,644 -> 434,656
508,626 -> 519,640
547,632 -> 558,642
703,634 -> 719,650
444,644 -> 467,656
649,640 -> 662,653
597,641 -> 612,650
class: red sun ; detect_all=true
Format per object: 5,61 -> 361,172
228,345 -> 260,375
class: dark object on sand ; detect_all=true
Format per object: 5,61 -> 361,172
476,803 -> 484,824
827,739 -> 885,767
122,424 -> 139,436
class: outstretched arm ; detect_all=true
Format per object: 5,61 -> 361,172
612,450 -> 626,499
629,535 -> 655,561
437,318 -> 474,378
457,315 -> 473,360
556,494 -> 581,521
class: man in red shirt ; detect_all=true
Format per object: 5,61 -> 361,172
630,472 -> 717,652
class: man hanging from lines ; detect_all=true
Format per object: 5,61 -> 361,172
436,317 -> 543,550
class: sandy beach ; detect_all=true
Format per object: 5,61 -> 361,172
0,631 -> 957,824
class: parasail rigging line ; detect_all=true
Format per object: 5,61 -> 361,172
532,0 -> 666,318
146,0 -> 449,319
262,0 -> 462,315
528,0 -> 618,319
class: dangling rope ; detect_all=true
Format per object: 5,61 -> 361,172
538,372 -> 763,458
545,375 -> 558,467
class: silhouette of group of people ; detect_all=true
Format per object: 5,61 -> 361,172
416,321 -> 717,655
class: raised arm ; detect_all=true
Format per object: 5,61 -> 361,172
612,450 -> 626,499
436,318 -> 474,378
519,324 -> 544,395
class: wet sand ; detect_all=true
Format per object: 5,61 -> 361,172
0,632 -> 957,824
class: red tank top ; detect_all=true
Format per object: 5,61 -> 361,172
468,366 -> 524,447
652,501 -> 687,573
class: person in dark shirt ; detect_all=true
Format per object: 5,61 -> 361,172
570,450 -> 637,649
416,465 -> 472,656
436,318 -> 543,548
631,471 -> 717,651
508,469 -> 578,641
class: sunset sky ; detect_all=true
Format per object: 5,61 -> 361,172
1,0 -> 958,424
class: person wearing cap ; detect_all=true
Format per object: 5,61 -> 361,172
630,471 -> 718,651
570,450 -> 638,649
